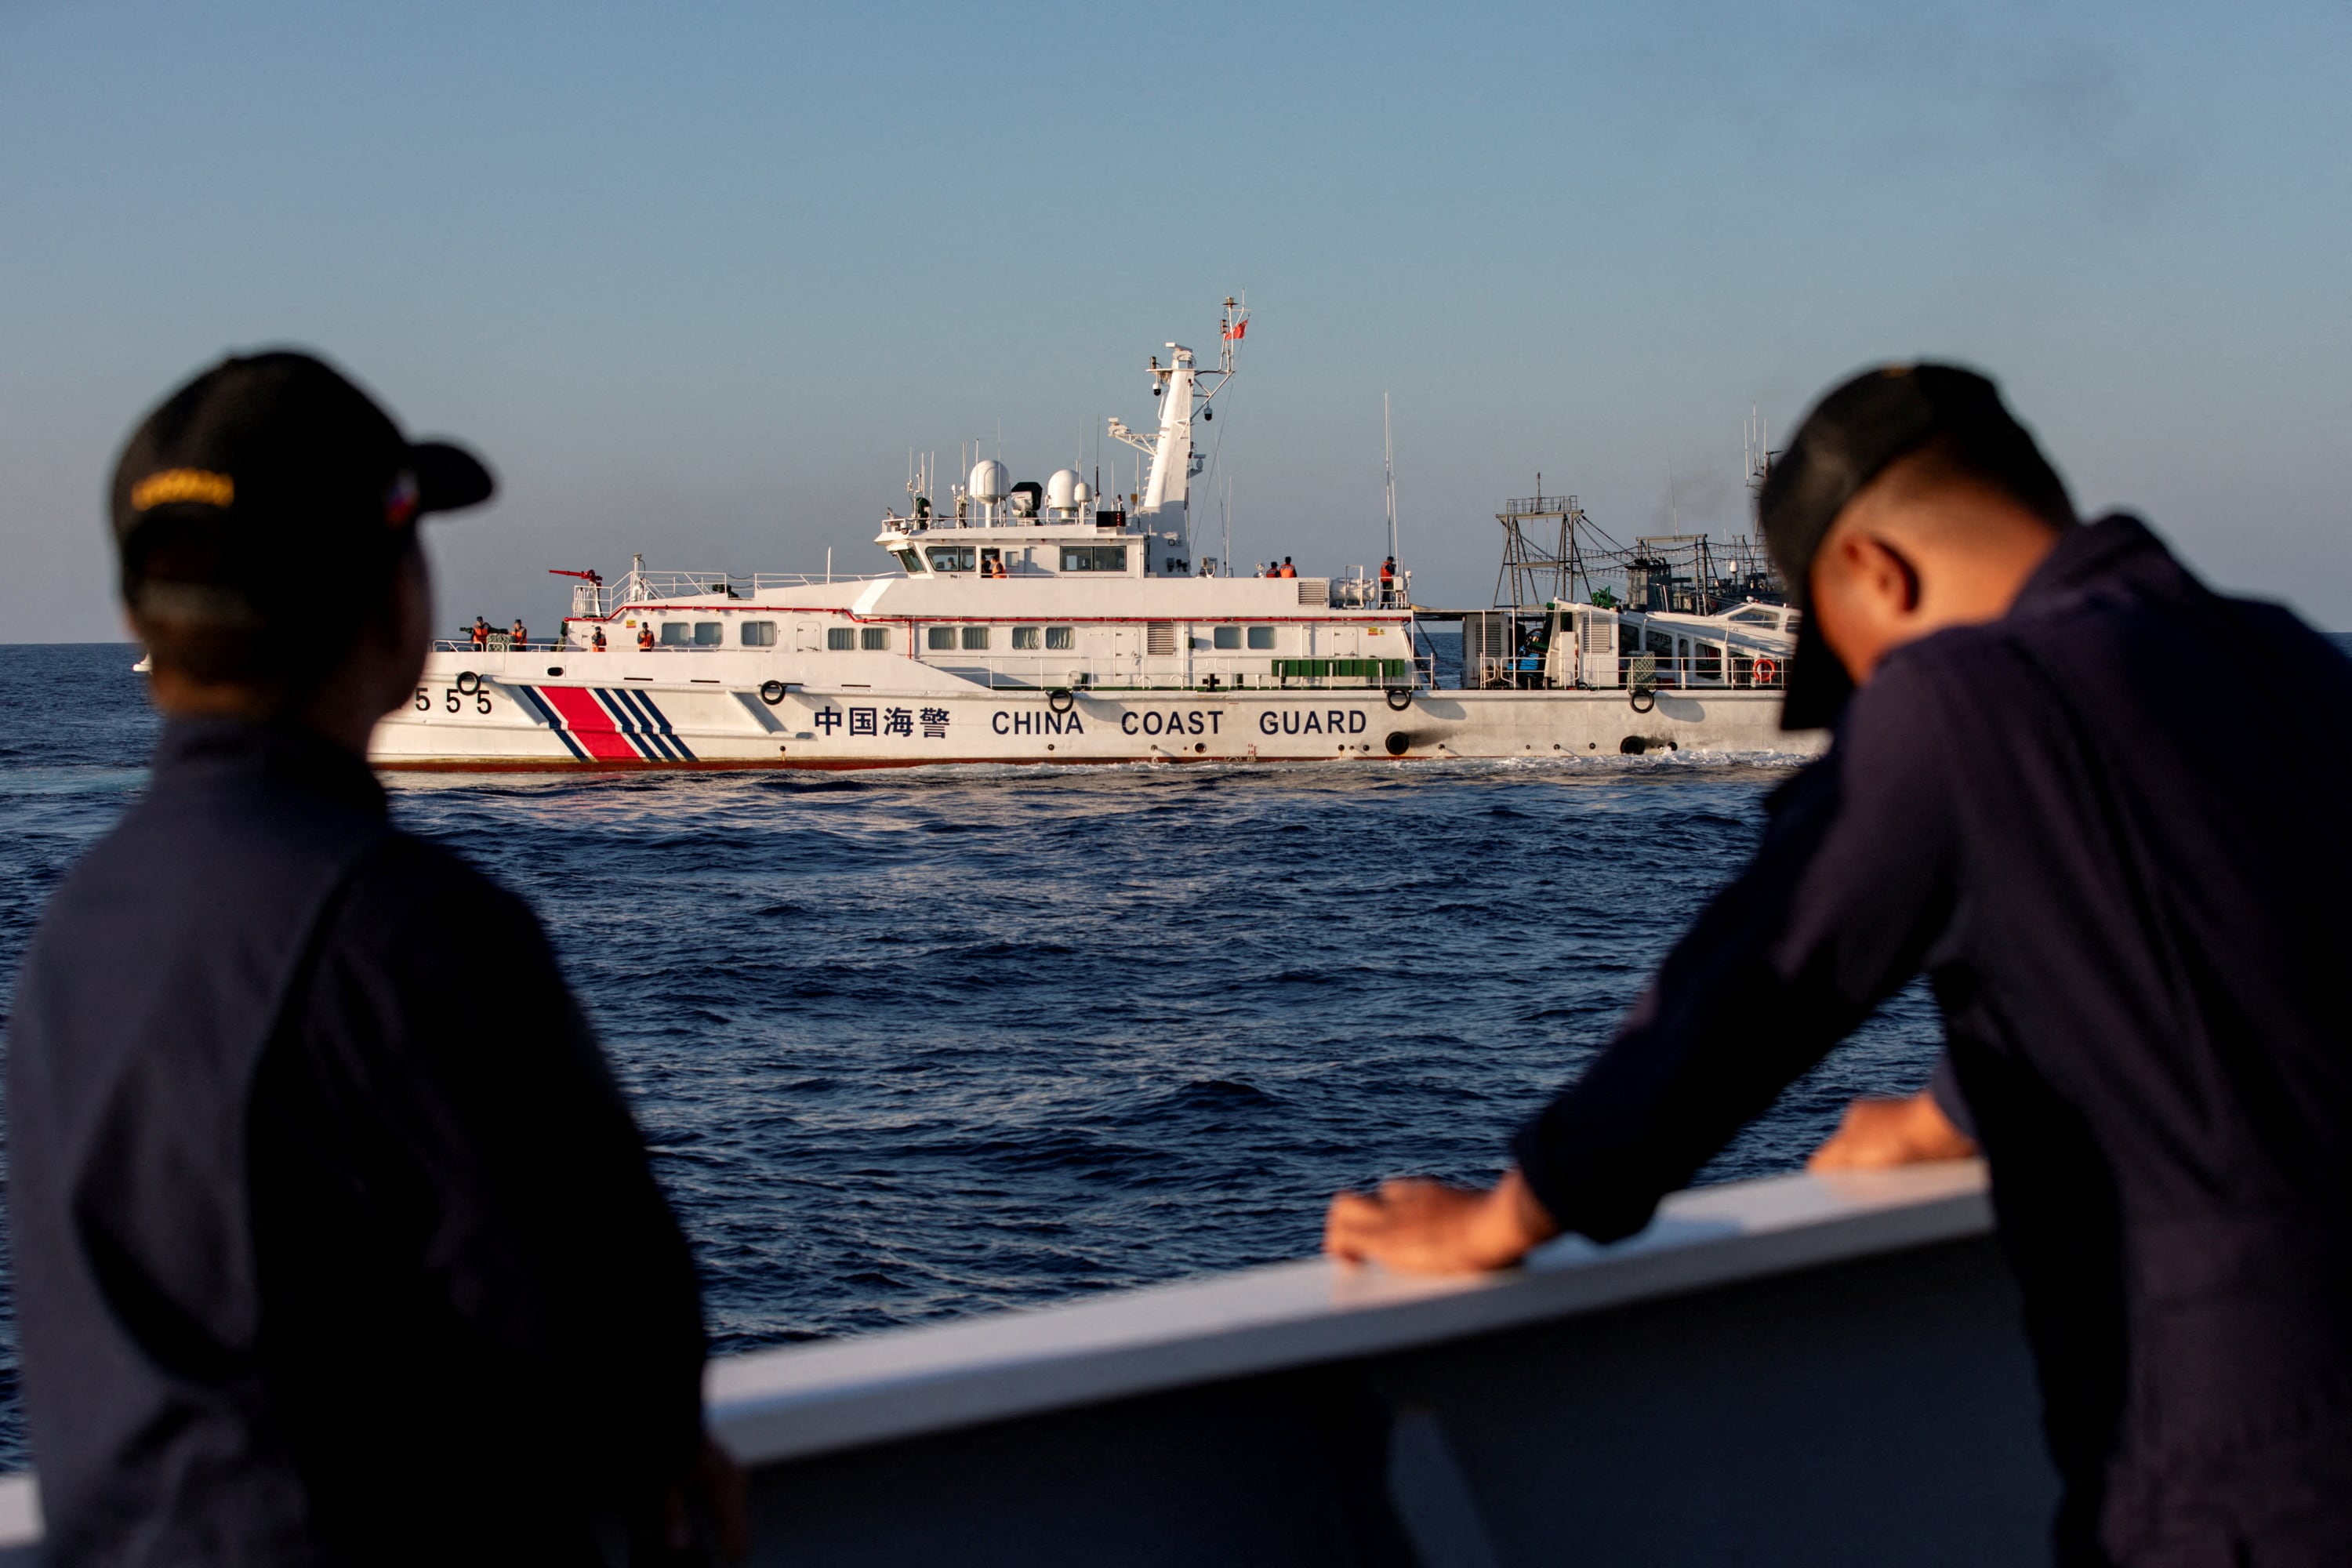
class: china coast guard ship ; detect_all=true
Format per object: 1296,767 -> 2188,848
373,301 -> 1819,771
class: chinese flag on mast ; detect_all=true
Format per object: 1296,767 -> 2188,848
1223,318 -> 1247,341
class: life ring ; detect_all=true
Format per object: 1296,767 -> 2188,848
1047,688 -> 1075,714
758,680 -> 787,705
1752,655 -> 1780,687
454,670 -> 481,695
1385,686 -> 1413,712
1629,688 -> 1656,714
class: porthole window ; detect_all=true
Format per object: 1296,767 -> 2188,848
1012,626 -> 1041,650
1246,626 -> 1276,651
1045,626 -> 1074,652
742,621 -> 777,647
860,627 -> 890,651
1213,626 -> 1241,650
927,626 -> 956,651
826,627 -> 855,651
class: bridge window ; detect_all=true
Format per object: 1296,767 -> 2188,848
1060,545 -> 1127,572
893,548 -> 924,574
742,621 -> 776,647
1246,626 -> 1276,651
1213,626 -> 1241,650
1012,626 -> 1041,650
827,627 -> 855,651
1045,626 -> 1074,651
1697,641 -> 1724,681
861,627 -> 890,651
927,626 -> 956,651
925,546 -> 977,573
961,626 -> 990,651
1726,607 -> 1780,626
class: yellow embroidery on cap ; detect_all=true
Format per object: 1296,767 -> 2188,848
131,469 -> 234,510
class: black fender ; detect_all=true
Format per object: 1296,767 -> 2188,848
1047,688 -> 1076,714
758,680 -> 788,705
1629,688 -> 1656,714
1385,687 -> 1413,712
454,670 -> 482,695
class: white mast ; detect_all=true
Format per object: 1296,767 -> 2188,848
1109,296 -> 1247,542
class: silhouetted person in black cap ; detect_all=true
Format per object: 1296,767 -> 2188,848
9,350 -> 744,1565
1326,362 -> 2352,1566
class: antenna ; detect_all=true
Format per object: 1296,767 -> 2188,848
1382,393 -> 1399,569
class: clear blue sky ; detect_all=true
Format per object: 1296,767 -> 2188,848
4,0 -> 2346,637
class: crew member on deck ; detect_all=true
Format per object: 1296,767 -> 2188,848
591,624 -> 608,652
638,622 -> 655,651
1380,556 -> 1398,604
1325,364 -> 2352,1567
1278,557 -> 1297,578
9,351 -> 743,1566
510,616 -> 528,647
470,615 -> 490,649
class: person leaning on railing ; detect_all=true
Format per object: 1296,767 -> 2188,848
1327,363 -> 2352,1568
7,350 -> 744,1566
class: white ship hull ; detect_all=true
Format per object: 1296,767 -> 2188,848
375,648 -> 1816,771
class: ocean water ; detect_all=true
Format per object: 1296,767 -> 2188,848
0,641 -> 1954,1472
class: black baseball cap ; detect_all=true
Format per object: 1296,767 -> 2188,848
112,350 -> 494,619
1759,363 -> 2057,730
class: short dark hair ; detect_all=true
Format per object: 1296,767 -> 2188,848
1877,428 -> 2076,531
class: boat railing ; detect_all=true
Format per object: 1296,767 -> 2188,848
566,570 -> 897,616
914,652 -> 1427,693
432,637 -> 564,655
1470,652 -> 1791,691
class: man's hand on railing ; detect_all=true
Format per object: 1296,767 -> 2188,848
1323,1167 -> 1560,1275
1806,1090 -> 1977,1171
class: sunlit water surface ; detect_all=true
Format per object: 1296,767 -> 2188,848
0,641 -> 1964,1470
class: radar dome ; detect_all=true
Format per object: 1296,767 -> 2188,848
1044,469 -> 1082,511
969,459 -> 1009,503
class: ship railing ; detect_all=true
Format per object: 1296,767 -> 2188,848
1468,652 -> 1791,691
432,637 -> 565,654
916,652 -> 1427,694
572,570 -> 895,615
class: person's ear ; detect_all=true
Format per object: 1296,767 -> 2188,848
1839,532 -> 1921,616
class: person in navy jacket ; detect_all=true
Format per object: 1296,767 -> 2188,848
9,352 -> 743,1565
1327,365 -> 2352,1566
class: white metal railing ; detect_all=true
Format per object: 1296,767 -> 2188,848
434,637 -> 563,654
564,570 -> 898,618
1473,652 -> 1791,691
906,651 -> 1425,692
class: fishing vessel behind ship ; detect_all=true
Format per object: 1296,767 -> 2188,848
374,301 -> 1822,771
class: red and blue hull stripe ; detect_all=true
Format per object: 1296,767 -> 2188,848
514,685 -> 696,762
